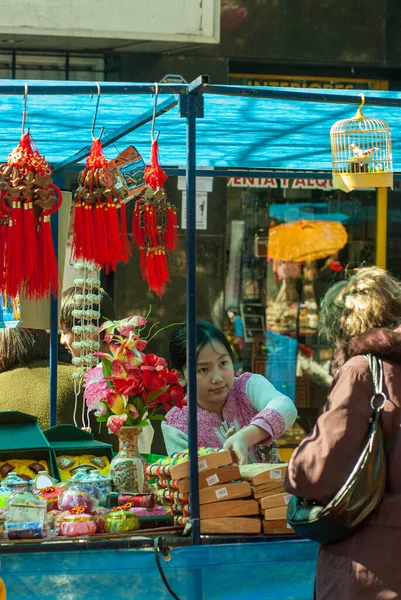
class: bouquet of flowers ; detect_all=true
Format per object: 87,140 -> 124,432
83,314 -> 185,435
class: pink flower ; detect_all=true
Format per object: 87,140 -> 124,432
84,365 -> 113,411
84,381 -> 112,410
127,403 -> 139,420
94,402 -> 107,417
107,414 -> 127,434
135,339 -> 147,351
116,316 -> 148,337
83,364 -> 104,386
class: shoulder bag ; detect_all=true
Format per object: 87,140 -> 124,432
287,354 -> 387,544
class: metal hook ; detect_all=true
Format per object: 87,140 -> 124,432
151,82 -> 160,143
22,83 -> 28,135
91,82 -> 104,140
355,92 -> 365,119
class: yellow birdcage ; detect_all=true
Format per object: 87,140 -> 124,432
330,93 -> 393,192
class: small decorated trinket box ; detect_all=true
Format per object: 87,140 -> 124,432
59,506 -> 97,538
104,503 -> 140,534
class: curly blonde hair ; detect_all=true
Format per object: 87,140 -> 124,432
320,267 -> 401,345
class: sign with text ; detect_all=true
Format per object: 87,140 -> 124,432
227,177 -> 334,190
229,74 -> 388,91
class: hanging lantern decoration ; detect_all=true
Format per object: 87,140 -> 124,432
71,137 -> 131,273
71,260 -> 101,432
132,138 -> 178,297
0,132 -> 62,299
330,93 -> 393,193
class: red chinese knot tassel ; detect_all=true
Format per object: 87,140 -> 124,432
0,132 -> 62,299
132,138 -> 178,297
72,138 -> 131,272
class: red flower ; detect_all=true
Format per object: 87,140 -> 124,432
141,353 -> 167,370
106,361 -> 144,397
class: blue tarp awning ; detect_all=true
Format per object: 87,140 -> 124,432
1,81 -> 401,172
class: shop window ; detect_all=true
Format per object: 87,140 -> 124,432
225,178 -> 377,448
0,51 -> 106,81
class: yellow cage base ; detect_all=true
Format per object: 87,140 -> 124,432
333,172 -> 393,192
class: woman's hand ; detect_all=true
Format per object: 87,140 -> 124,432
223,429 -> 249,465
223,425 -> 269,465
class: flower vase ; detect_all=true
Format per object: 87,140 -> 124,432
110,427 -> 148,494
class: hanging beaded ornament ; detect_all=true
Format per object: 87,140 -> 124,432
132,139 -> 178,296
71,260 -> 101,430
72,138 -> 131,273
0,132 -> 62,299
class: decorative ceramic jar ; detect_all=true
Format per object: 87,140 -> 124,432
110,427 -> 148,494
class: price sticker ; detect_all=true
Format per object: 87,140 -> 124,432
198,459 -> 208,471
215,487 -> 228,500
206,474 -> 219,486
270,469 -> 282,480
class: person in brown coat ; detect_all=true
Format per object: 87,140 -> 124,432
285,266 -> 401,599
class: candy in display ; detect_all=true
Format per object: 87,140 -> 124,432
59,506 -> 97,538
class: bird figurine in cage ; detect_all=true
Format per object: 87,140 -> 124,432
330,93 -> 393,192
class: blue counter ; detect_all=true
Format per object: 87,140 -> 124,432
0,537 -> 318,599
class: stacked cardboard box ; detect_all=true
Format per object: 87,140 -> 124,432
148,449 -> 261,534
239,464 -> 295,535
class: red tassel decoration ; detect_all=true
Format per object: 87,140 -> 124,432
165,206 -> 178,251
23,200 -> 39,299
38,214 -> 59,299
0,132 -> 62,299
119,201 -> 132,259
144,140 -> 168,190
94,201 -> 107,268
131,138 -> 178,296
72,138 -> 130,271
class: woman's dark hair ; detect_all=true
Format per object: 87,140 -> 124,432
60,286 -> 115,335
0,328 -> 50,372
169,320 -> 234,372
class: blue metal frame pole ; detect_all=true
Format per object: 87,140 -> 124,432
186,93 -> 200,545
49,173 -> 64,427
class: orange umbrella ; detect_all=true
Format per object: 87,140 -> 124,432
267,220 -> 348,262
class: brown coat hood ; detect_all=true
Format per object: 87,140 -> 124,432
332,326 -> 401,374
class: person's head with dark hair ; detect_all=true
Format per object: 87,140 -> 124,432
169,321 -> 235,414
59,286 -> 115,357
0,328 -> 49,373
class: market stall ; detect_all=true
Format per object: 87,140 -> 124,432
1,78 -> 401,599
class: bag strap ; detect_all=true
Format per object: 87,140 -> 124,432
366,354 -> 387,412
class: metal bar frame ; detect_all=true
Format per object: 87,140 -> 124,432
185,92 -> 201,546
49,174 -> 65,427
53,95 -> 179,172
0,82 -> 187,95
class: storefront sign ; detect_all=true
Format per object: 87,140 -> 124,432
227,177 -> 334,190
229,74 -> 388,91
